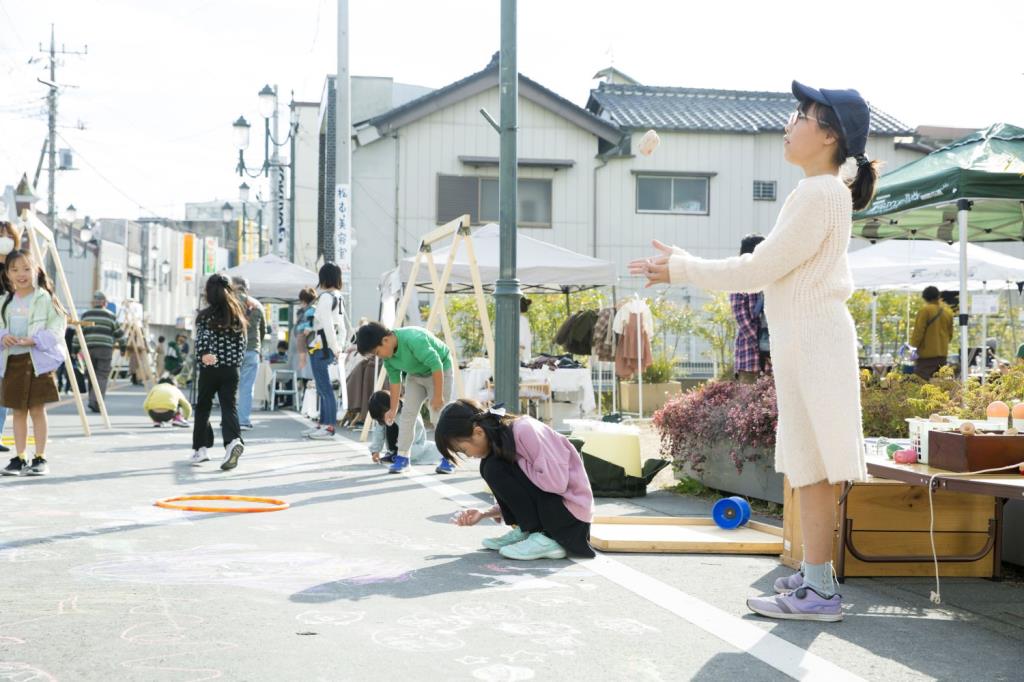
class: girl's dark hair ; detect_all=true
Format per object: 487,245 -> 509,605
798,100 -> 880,211
368,390 -> 402,425
434,399 -> 520,465
739,234 -> 764,256
319,262 -> 342,290
355,321 -> 392,355
1,250 -> 66,321
196,274 -> 248,332
298,287 -> 317,304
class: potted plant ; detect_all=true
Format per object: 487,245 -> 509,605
653,375 -> 783,503
621,354 -> 682,414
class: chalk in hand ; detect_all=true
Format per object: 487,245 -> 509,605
638,129 -> 660,156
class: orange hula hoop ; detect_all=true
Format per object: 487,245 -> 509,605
154,495 -> 289,513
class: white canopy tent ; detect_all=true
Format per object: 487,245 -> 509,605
848,240 -> 1024,363
849,240 -> 1024,291
222,254 -> 318,303
397,223 -> 616,293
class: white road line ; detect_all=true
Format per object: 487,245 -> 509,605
279,409 -> 863,680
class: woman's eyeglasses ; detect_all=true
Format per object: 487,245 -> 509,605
787,110 -> 830,129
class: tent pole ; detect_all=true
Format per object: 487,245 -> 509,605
981,280 -> 988,384
957,199 -> 971,394
870,291 -> 878,358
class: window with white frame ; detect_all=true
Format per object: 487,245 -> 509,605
635,174 -> 710,215
753,180 -> 777,201
437,175 -> 552,227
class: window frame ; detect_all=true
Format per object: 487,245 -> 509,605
633,171 -> 714,216
436,173 -> 554,228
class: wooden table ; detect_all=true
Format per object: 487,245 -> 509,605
838,455 -> 1024,581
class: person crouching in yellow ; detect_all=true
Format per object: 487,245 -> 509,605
143,377 -> 191,428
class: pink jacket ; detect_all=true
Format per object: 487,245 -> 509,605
511,417 -> 595,523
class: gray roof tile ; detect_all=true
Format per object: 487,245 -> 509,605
587,83 -> 913,135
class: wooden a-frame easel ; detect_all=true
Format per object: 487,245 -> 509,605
360,214 -> 494,441
121,299 -> 155,391
19,209 -> 112,435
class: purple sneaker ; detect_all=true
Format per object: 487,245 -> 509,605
773,570 -> 804,594
747,585 -> 843,622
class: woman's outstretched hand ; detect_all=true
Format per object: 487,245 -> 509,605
628,240 -> 674,287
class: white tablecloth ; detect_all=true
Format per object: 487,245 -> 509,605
459,364 -> 596,414
522,367 -> 596,413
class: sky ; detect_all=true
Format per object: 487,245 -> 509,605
1,0 -> 1022,221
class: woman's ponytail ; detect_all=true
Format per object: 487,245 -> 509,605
848,155 -> 880,211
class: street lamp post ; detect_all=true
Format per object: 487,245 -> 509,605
239,182 -> 250,262
231,84 -> 297,259
63,203 -> 93,258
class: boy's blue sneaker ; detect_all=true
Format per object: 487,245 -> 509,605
435,458 -> 455,475
388,455 -> 410,474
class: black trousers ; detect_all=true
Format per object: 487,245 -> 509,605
192,365 -> 242,450
385,423 -> 399,453
149,409 -> 175,423
479,454 -> 594,558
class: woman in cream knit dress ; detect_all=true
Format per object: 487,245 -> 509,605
632,81 -> 879,622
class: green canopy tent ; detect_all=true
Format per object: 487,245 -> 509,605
853,123 -> 1024,388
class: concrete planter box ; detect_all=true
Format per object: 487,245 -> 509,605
620,381 -> 682,416
677,441 -> 784,505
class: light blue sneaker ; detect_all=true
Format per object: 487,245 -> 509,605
435,458 -> 455,475
498,532 -> 567,561
774,570 -> 804,594
482,527 -> 527,551
388,454 -> 410,474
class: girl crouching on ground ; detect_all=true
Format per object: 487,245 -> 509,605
0,250 -> 67,476
435,400 -> 595,560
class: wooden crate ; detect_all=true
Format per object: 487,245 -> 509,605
591,516 -> 783,554
782,477 -> 997,578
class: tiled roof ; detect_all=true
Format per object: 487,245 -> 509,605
586,83 -> 913,135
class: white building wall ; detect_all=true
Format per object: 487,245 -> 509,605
349,87 -> 603,323
292,104 -> 321,274
145,225 -> 193,330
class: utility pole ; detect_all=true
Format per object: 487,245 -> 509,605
38,24 -> 87,228
335,0 -> 352,312
494,0 -> 522,409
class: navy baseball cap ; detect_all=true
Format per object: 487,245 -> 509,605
791,81 -> 870,158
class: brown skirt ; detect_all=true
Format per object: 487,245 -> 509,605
1,354 -> 60,409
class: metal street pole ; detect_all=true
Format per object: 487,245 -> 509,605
336,0 -> 352,314
271,84 -> 283,256
494,0 -> 521,409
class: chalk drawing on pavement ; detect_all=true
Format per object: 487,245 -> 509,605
471,663 -> 536,681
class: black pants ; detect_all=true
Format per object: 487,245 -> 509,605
385,422 -> 399,453
192,365 -> 242,450
149,409 -> 175,423
479,454 -> 594,558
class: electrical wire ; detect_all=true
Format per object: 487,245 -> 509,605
54,132 -> 162,217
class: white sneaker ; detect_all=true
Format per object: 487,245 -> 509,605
308,428 -> 336,440
190,448 -> 209,466
302,425 -> 323,438
221,439 -> 244,471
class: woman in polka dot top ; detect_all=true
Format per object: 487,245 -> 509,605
190,274 -> 248,471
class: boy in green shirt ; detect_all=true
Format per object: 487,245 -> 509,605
356,322 -> 454,473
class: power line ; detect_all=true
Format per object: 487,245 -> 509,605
55,131 -> 162,216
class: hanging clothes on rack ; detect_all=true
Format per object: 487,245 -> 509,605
613,298 -> 653,380
556,309 -> 599,356
592,307 -> 617,362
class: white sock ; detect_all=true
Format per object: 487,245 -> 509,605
803,561 -> 836,597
